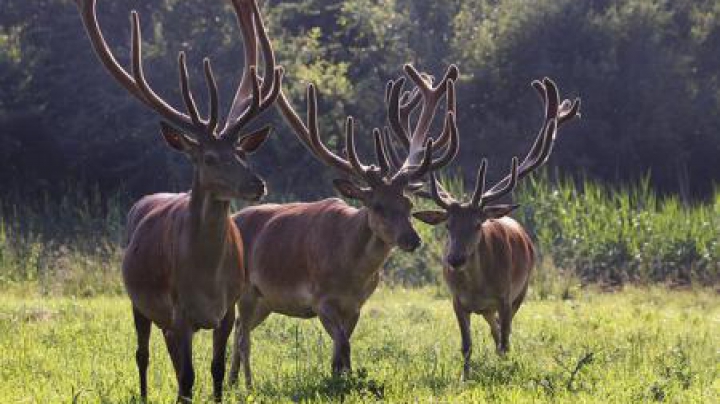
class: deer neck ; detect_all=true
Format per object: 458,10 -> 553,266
187,172 -> 231,260
349,207 -> 393,269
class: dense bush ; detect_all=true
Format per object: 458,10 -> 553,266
2,0 -> 720,199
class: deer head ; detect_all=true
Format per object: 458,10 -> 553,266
76,0 -> 283,201
414,78 -> 581,268
277,64 -> 460,251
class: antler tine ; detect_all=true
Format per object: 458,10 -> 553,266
203,58 -> 220,133
403,64 -> 459,165
225,0 -> 258,126
249,0 -> 277,99
405,138 -> 435,182
470,159 -> 488,207
178,52 -> 202,127
433,79 -> 457,149
223,68 -> 261,140
130,12 -> 195,132
387,78 -> 412,149
303,85 -> 367,180
428,172 -> 454,209
381,127 -> 404,170
479,157 -> 519,206
345,116 -> 371,176
428,111 -> 460,171
373,128 -> 391,176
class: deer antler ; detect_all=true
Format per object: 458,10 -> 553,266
75,0 -> 282,143
426,77 -> 581,210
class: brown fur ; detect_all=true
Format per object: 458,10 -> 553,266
443,216 -> 534,378
229,198 -> 395,386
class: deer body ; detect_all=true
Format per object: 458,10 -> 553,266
444,217 -> 533,316
235,198 -> 390,318
123,192 -> 244,331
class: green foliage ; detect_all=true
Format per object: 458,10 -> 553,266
2,0 -> 720,198
516,173 -> 720,284
0,288 -> 717,402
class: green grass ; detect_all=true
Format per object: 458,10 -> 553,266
1,287 -> 717,403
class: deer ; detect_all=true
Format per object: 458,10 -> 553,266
226,63 -> 460,387
412,78 -> 581,379
75,0 -> 283,401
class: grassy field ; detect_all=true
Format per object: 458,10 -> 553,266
2,287 -> 718,403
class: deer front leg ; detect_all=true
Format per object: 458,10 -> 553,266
317,301 -> 352,375
497,299 -> 513,356
453,298 -> 472,380
211,306 -> 235,402
169,319 -> 195,403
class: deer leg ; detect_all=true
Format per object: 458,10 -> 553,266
132,306 -> 152,400
172,320 -> 195,403
211,306 -> 235,402
512,283 -> 529,317
163,329 -> 181,380
317,301 -> 351,375
230,292 -> 269,389
497,299 -> 513,356
453,298 -> 472,380
480,310 -> 501,349
341,311 -> 360,371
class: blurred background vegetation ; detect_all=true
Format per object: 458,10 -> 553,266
1,0 -> 719,291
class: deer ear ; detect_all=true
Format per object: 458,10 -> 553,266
483,204 -> 520,219
238,126 -> 272,154
413,210 -> 448,225
160,122 -> 198,152
333,179 -> 369,201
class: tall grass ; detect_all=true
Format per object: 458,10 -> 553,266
1,176 -> 718,296
517,174 -> 719,285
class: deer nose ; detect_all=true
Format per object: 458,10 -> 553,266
397,232 -> 421,252
447,254 -> 467,268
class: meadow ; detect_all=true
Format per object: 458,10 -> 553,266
1,287 -> 718,403
0,177 -> 718,403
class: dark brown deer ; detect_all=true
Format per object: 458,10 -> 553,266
75,0 -> 282,401
227,64 -> 460,387
413,78 -> 580,379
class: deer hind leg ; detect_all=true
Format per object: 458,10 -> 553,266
317,301 -> 352,375
132,306 -> 152,400
453,299 -> 473,380
211,306 -> 235,402
479,310 -> 500,349
512,283 -> 529,318
230,293 -> 270,389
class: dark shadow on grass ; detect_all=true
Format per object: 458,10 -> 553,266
284,368 -> 385,402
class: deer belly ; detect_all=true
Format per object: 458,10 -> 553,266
259,282 -> 318,318
178,291 -> 229,330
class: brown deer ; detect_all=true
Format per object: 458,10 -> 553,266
75,0 -> 282,401
227,64 -> 460,387
413,78 -> 580,379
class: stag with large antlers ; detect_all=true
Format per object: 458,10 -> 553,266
75,0 -> 282,400
226,64 -> 459,387
413,78 -> 580,379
